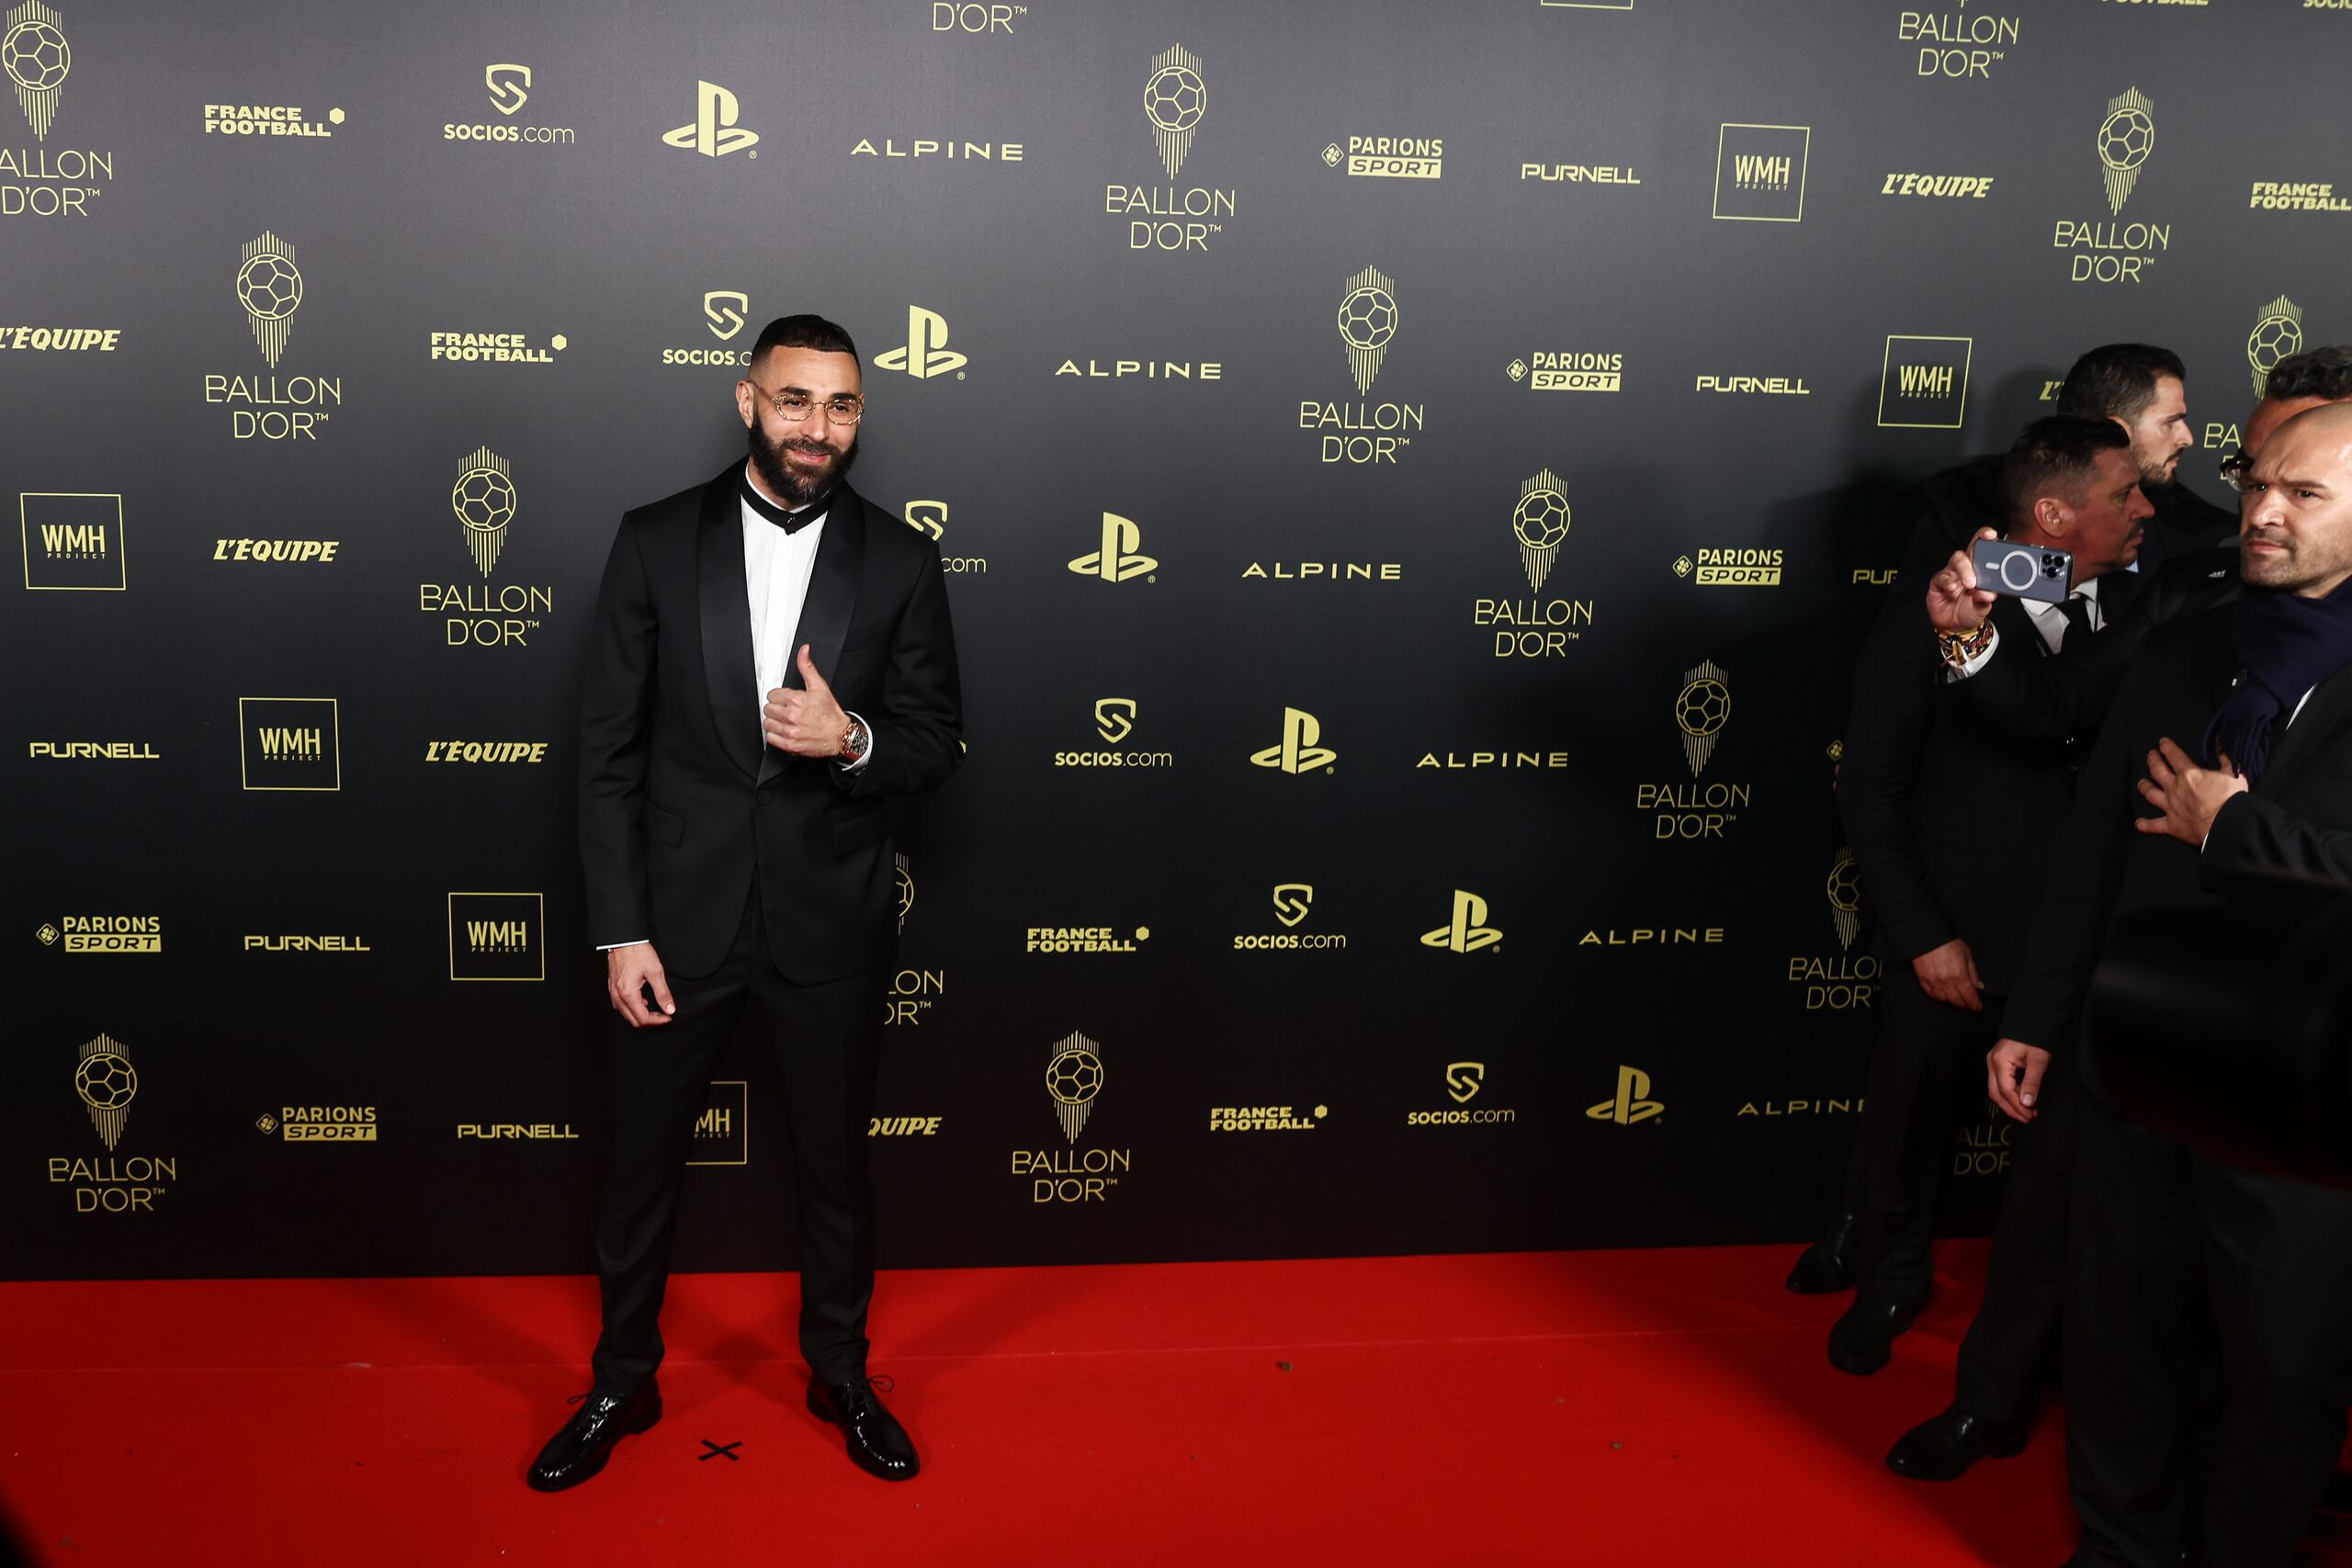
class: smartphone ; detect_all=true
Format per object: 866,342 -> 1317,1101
1970,537 -> 2073,605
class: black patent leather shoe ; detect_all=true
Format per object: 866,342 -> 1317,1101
808,1375 -> 920,1482
527,1382 -> 662,1492
1785,1212 -> 1860,1294
1827,1295 -> 1917,1376
1885,1403 -> 2029,1480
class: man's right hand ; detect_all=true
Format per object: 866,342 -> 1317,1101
1926,529 -> 2000,634
606,944 -> 676,1028
1911,937 -> 1984,1011
1987,1038 -> 2050,1123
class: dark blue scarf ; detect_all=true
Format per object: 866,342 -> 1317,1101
2203,575 -> 2352,783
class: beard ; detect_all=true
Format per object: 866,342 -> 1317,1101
2138,448 -> 2179,488
749,419 -> 859,508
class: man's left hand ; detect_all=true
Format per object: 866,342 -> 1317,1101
763,644 -> 850,758
2135,736 -> 2249,847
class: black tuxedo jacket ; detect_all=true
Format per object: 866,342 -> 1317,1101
1838,565 -> 2147,993
577,468 -> 963,983
2004,604 -> 2352,1062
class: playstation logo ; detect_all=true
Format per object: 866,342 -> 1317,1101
703,289 -> 748,341
1272,884 -> 1314,929
1250,707 -> 1336,774
662,79 -> 758,157
1586,1064 -> 1664,1125
1445,1062 -> 1485,1104
485,62 -> 530,117
1421,889 -> 1501,953
874,305 -> 967,379
1069,512 -> 1156,582
1093,697 -> 1136,744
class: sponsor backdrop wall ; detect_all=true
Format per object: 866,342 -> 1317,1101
9,0 -> 2343,1280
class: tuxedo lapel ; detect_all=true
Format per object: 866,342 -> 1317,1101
695,468 -> 762,784
785,485 -> 865,694
2258,660 -> 2352,790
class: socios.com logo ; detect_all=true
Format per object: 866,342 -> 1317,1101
1445,1061 -> 1485,1104
1093,697 -> 1136,744
1421,889 -> 1501,954
663,79 -> 758,157
485,62 -> 530,116
873,305 -> 966,379
1250,707 -> 1336,774
704,289 -> 748,341
1069,512 -> 1156,582
1272,884 -> 1313,928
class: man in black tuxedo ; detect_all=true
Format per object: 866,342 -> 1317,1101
1988,401 -> 2352,1567
1822,418 -> 2153,1383
528,314 -> 964,1492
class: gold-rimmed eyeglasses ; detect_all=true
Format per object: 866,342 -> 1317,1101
746,378 -> 864,425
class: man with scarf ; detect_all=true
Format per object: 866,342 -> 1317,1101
1985,401 -> 2352,1565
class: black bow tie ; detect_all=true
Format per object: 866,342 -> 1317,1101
741,477 -> 823,534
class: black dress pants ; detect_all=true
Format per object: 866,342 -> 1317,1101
2065,1089 -> 2352,1568
1849,969 -> 2000,1302
1951,1049 -> 2077,1422
589,885 -> 886,1393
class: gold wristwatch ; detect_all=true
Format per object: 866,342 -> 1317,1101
838,716 -> 871,764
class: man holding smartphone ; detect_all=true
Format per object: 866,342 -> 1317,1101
1823,416 -> 2152,1409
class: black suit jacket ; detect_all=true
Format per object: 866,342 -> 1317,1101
1948,548 -> 2240,744
2003,604 -> 2352,1064
577,468 -> 964,983
1838,567 -> 2147,993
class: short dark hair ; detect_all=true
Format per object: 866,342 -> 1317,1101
1998,415 -> 2132,530
2261,344 -> 2352,403
2053,343 -> 2187,423
749,313 -> 859,365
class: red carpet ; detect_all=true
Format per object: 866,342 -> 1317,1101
1,1246 -> 2346,1566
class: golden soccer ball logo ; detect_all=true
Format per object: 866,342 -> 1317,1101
236,231 -> 303,369
1826,850 -> 1863,952
1338,265 -> 1399,397
2,17 -> 68,93
74,1049 -> 135,1111
1676,660 -> 1730,776
1512,469 -> 1569,592
451,446 -> 516,578
73,1032 -> 135,1151
1143,63 -> 1204,135
1046,1032 -> 1104,1144
895,854 -> 914,931
1676,676 -> 1730,739
1337,284 -> 1397,355
2096,107 -> 2153,175
1145,43 -> 1203,179
1512,488 -> 1569,553
235,254 -> 302,322
2247,295 -> 2304,399
2096,87 -> 2154,215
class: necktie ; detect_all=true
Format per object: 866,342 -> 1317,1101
740,476 -> 820,533
2057,592 -> 2094,652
